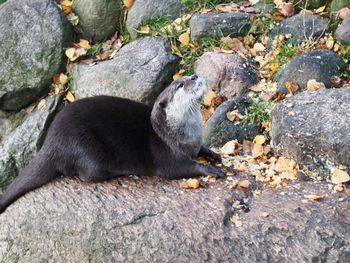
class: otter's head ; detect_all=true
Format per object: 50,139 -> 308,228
152,74 -> 207,125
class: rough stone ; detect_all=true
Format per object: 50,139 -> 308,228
203,97 -> 261,147
190,13 -> 252,43
274,49 -> 346,95
126,0 -> 182,40
269,12 -> 329,46
71,37 -> 179,105
73,0 -> 122,42
331,0 -> 350,13
0,176 -> 348,262
0,96 -> 62,188
194,52 -> 260,99
272,88 -> 350,170
0,0 -> 71,111
335,17 -> 350,44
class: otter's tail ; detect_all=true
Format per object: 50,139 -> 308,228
0,151 -> 58,214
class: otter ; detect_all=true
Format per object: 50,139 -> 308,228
0,75 -> 225,214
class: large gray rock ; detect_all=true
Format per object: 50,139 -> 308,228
0,0 -> 71,111
203,97 -> 261,147
71,37 -> 179,105
272,88 -> 350,170
0,177 -> 348,262
126,0 -> 182,40
274,50 -> 346,95
194,52 -> 260,99
73,0 -> 122,42
335,18 -> 350,44
190,13 -> 252,43
0,96 -> 62,188
269,13 -> 329,45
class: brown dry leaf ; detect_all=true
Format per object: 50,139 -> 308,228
230,215 -> 243,227
173,69 -> 185,80
314,5 -> 326,14
222,37 -> 247,53
281,2 -> 295,17
337,7 -> 350,20
61,0 -> 73,15
274,157 -> 297,173
203,90 -> 217,106
304,194 -> 324,201
243,140 -> 253,153
171,45 -> 183,57
78,39 -> 91,50
238,180 -> 251,188
226,109 -> 244,122
252,144 -> 264,158
178,29 -> 190,46
124,0 -> 134,9
66,91 -> 75,102
98,51 -> 111,60
59,73 -> 68,85
216,4 -> 240,13
220,140 -> 238,155
253,42 -> 266,52
306,79 -> 326,91
285,81 -> 299,94
331,168 -> 350,184
179,179 -> 200,189
253,135 -> 266,145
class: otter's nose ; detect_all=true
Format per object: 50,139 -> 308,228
190,74 -> 198,81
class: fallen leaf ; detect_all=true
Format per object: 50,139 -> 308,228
253,135 -> 266,145
136,25 -> 150,34
252,144 -> 264,158
253,42 -> 266,52
61,0 -> 73,15
59,73 -> 68,85
226,109 -> 244,122
67,13 -> 79,26
285,81 -> 299,94
331,168 -> 350,184
304,194 -> 324,201
173,69 -> 185,80
66,91 -> 75,102
220,140 -> 238,155
178,29 -> 190,46
249,0 -> 260,5
281,2 -> 295,17
65,48 -> 77,61
314,5 -> 326,14
79,39 -> 91,50
179,179 -> 200,189
243,140 -> 253,153
306,79 -> 326,91
238,180 -> 251,188
203,90 -> 217,106
124,0 -> 134,9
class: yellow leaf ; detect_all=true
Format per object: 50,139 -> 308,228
314,5 -> 326,14
66,91 -> 75,102
178,29 -> 190,46
331,168 -> 350,184
124,0 -> 134,9
202,90 -> 216,106
65,48 -> 76,60
253,135 -> 266,145
179,179 -> 200,189
61,0 -> 73,15
220,140 -> 238,155
78,39 -> 91,50
136,25 -> 150,34
67,13 -> 79,26
59,73 -> 68,85
173,69 -> 185,80
304,194 -> 324,201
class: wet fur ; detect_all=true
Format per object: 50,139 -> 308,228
0,76 -> 224,214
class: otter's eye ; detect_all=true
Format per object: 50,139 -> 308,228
177,83 -> 184,89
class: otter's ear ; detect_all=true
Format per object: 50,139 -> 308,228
159,99 -> 168,108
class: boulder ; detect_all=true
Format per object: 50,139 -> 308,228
0,96 -> 62,188
272,88 -> 350,170
126,0 -> 182,40
190,13 -> 252,43
0,176 -> 348,262
335,17 -> 350,44
0,0 -> 71,111
274,49 -> 346,95
331,0 -> 350,13
194,52 -> 260,99
203,97 -> 261,147
73,0 -> 122,42
269,12 -> 329,46
71,37 -> 179,105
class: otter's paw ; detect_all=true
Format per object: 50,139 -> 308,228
205,165 -> 226,178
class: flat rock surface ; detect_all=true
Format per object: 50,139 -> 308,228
335,17 -> 350,44
0,176 -> 348,262
126,0 -> 182,39
194,52 -> 260,99
274,49 -> 346,95
190,13 -> 252,43
272,88 -> 350,170
71,37 -> 179,105
0,0 -> 71,111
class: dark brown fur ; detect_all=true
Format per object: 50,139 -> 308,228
0,75 -> 224,214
